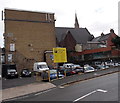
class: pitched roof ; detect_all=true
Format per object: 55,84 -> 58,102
99,34 -> 110,41
55,27 -> 93,44
92,33 -> 110,43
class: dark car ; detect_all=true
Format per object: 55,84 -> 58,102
59,68 -> 76,76
2,64 -> 18,79
21,69 -> 32,77
74,67 -> 84,73
41,69 -> 64,80
6,69 -> 18,78
94,65 -> 109,71
70,68 -> 76,75
84,66 -> 95,73
49,69 -> 64,80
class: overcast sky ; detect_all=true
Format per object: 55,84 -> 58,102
0,0 -> 119,47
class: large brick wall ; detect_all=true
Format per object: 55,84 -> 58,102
4,9 -> 56,72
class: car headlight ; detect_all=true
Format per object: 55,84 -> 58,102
8,72 -> 10,75
23,72 -> 25,74
15,72 -> 18,74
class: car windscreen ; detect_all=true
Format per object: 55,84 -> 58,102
9,65 -> 16,69
7,69 -> 16,73
50,70 -> 57,74
37,65 -> 48,69
85,67 -> 94,70
74,65 -> 80,68
22,69 -> 29,72
88,67 -> 94,70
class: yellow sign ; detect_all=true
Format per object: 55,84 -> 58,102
53,48 -> 67,63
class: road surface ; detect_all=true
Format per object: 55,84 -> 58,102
8,72 -> 119,102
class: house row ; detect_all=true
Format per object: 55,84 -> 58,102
68,29 -> 120,65
2,8 -> 119,72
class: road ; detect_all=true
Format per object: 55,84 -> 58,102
8,72 -> 118,102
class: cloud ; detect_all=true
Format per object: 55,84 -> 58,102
0,0 -> 119,47
89,20 -> 118,36
95,8 -> 104,13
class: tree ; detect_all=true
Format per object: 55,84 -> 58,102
112,36 -> 120,48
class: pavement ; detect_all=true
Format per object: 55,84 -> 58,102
1,67 -> 119,101
2,82 -> 56,101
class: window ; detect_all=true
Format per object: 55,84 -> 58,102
8,54 -> 12,62
10,43 -> 15,51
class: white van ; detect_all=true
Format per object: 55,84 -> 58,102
33,62 -> 49,72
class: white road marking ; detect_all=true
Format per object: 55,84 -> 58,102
73,90 -> 96,102
94,73 -> 98,76
58,86 -> 64,89
19,77 -> 22,79
73,89 -> 107,102
97,89 -> 107,93
35,88 -> 55,96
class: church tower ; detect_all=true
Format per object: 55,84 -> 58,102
74,13 -> 79,28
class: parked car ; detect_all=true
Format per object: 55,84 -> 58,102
41,69 -> 64,80
73,64 -> 81,69
105,61 -> 117,67
59,68 -> 76,76
70,68 -> 77,75
92,65 -> 101,70
97,65 -> 106,70
2,64 -> 18,79
33,62 -> 49,73
114,62 -> 120,67
50,69 -> 64,80
104,65 -> 109,69
63,63 -> 74,69
74,66 -> 84,73
74,67 -> 84,73
6,69 -> 18,78
59,68 -> 70,76
84,66 -> 95,73
21,69 -> 32,77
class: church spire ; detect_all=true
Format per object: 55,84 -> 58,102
74,13 -> 79,28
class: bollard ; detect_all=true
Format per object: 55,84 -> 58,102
48,70 -> 51,82
36,72 -> 41,82
57,70 -> 59,79
36,72 -> 38,81
64,69 -> 66,77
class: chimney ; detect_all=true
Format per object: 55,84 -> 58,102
110,29 -> 114,34
101,32 -> 104,36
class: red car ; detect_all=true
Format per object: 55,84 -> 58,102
69,68 -> 76,75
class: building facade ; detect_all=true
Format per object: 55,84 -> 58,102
70,29 -> 120,65
3,9 -> 56,72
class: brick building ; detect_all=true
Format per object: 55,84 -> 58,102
55,27 -> 94,62
3,9 -> 56,72
70,29 -> 120,65
55,14 -> 94,51
55,14 -> 94,62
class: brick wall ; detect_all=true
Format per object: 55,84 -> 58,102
4,9 -> 56,72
